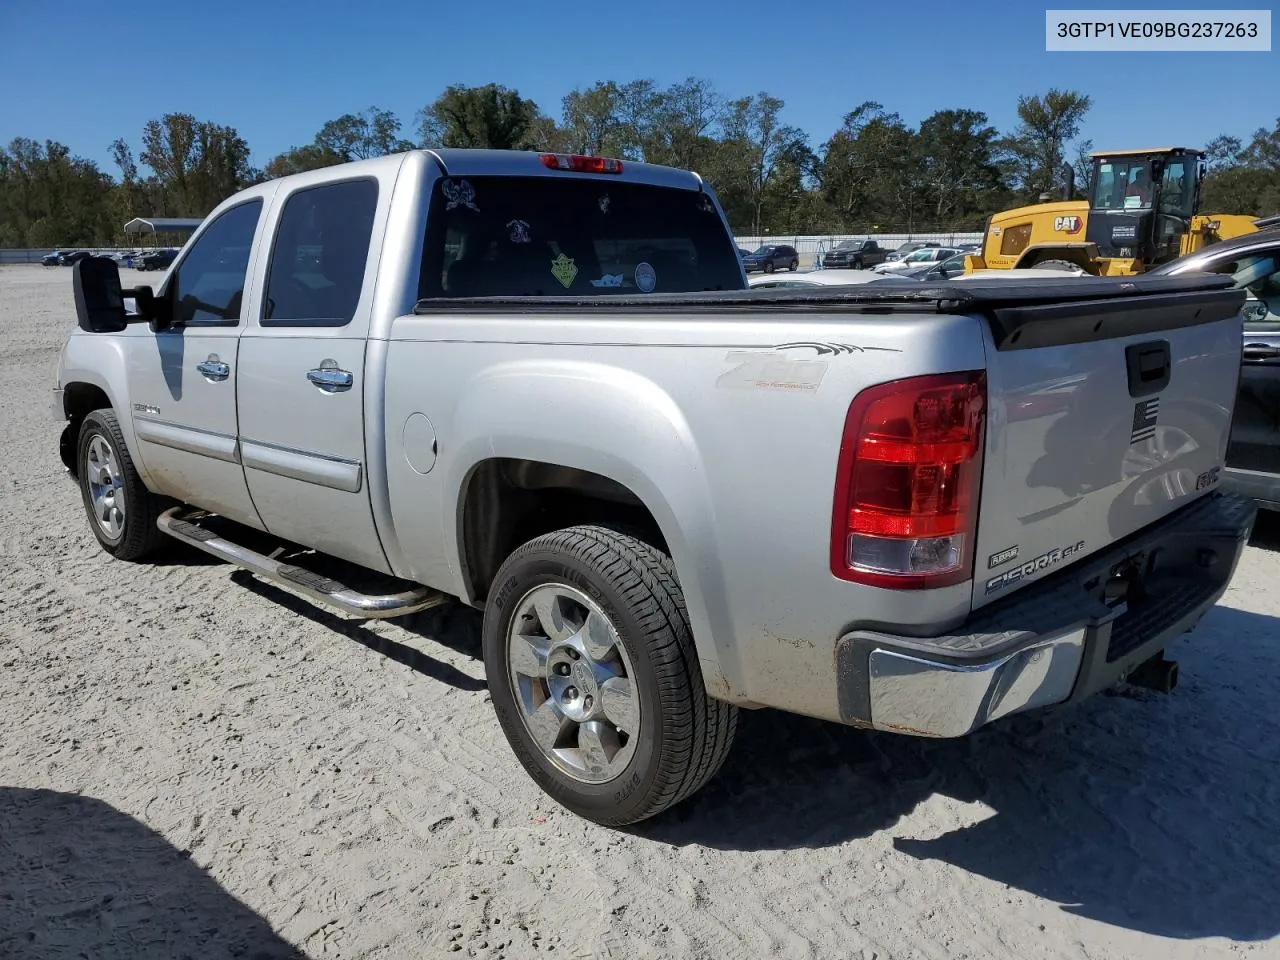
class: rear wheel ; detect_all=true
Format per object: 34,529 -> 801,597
483,525 -> 738,826
790,259 -> 799,271
76,409 -> 169,561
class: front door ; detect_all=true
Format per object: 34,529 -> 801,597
1227,253 -> 1280,478
127,197 -> 268,530
235,176 -> 391,574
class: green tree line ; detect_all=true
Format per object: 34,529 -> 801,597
3,81 -> 1278,247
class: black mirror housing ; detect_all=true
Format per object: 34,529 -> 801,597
72,256 -> 128,333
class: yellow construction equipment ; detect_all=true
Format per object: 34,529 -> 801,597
965,147 -> 1270,276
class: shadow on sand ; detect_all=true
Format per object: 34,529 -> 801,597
0,788 -> 304,960
639,603 -> 1280,943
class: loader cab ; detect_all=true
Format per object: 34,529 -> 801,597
1084,148 -> 1204,268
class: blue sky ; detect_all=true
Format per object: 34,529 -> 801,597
2,0 -> 1275,175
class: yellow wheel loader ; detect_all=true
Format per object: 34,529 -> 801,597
965,147 -> 1274,277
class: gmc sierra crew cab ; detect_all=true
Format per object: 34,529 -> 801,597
52,148 -> 1255,826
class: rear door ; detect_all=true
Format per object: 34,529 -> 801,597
126,197 -> 268,529
968,278 -> 1247,608
235,175 -> 391,574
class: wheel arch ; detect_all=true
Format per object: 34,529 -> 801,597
56,335 -> 152,486
1013,242 -> 1101,273
443,362 -> 745,703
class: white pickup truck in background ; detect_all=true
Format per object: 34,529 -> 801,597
53,148 -> 1255,824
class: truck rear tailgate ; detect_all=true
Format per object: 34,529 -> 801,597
965,274 -> 1247,609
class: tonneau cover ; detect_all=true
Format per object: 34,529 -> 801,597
414,271 -> 1238,314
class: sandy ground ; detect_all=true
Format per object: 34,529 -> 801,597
2,263 -> 1279,960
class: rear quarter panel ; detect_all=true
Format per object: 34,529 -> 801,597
381,309 -> 987,720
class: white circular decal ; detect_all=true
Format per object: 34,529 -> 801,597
634,262 -> 657,293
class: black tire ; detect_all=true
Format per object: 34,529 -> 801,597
1027,258 -> 1085,272
853,258 -> 863,270
76,409 -> 169,561
790,259 -> 799,271
483,525 -> 738,826
763,261 -> 775,274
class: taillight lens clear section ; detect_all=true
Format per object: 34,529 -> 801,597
830,371 -> 987,589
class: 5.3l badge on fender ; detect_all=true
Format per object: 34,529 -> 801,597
985,540 -> 1086,596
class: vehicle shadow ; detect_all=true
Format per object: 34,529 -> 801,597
0,787 -> 303,960
1246,506 -> 1280,550
639,603 -> 1280,943
229,570 -> 486,692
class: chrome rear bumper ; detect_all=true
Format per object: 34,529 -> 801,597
867,627 -> 1086,738
836,490 -> 1256,737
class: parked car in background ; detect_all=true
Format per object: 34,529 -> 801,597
820,239 -> 889,270
44,250 -> 91,267
875,246 -> 959,274
884,241 -> 940,262
898,251 -> 972,280
741,243 -> 800,273
135,248 -> 179,271
1147,226 -> 1280,510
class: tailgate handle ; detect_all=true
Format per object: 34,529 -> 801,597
1125,340 -> 1170,398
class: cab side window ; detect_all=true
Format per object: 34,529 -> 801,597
262,178 -> 379,327
172,199 -> 262,325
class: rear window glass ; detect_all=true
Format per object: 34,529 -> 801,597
418,175 -> 744,298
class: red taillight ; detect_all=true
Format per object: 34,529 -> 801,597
830,371 -> 986,589
539,153 -> 624,174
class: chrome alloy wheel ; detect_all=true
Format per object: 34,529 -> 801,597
506,583 -> 640,784
86,434 -> 125,539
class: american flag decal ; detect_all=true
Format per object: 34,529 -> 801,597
1130,397 -> 1159,444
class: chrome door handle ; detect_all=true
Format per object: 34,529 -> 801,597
307,364 -> 354,393
196,360 -> 230,382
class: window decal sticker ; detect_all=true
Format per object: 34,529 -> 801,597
634,262 -> 656,293
441,178 -> 480,213
507,219 -> 531,244
590,274 -> 624,288
550,253 -> 578,288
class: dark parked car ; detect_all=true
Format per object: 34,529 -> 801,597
135,248 -> 179,271
1147,226 -> 1280,509
896,251 -> 967,280
42,250 -> 89,266
741,244 -> 800,274
820,238 -> 889,270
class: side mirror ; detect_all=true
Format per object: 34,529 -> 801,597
72,255 -> 170,333
72,257 -> 128,333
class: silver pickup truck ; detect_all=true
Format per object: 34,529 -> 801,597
52,148 -> 1256,825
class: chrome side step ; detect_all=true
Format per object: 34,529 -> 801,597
157,507 -> 446,620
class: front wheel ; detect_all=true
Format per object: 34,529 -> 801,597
483,525 -> 738,826
763,261 -> 775,274
76,409 -> 169,561
790,259 -> 799,271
